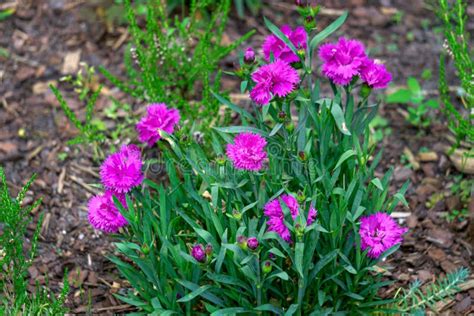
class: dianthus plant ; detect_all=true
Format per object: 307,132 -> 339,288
91,11 -> 410,315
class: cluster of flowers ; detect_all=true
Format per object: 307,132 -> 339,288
247,25 -> 391,106
88,24 -> 406,260
88,103 -> 180,233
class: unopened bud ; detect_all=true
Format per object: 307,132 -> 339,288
295,0 -> 304,7
286,122 -> 295,133
191,244 -> 206,263
237,236 -> 248,251
296,191 -> 305,203
232,209 -> 242,221
247,237 -> 259,251
262,261 -> 272,274
205,244 -> 213,256
244,47 -> 255,64
216,155 -> 226,165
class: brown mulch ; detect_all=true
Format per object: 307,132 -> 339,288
0,0 -> 473,314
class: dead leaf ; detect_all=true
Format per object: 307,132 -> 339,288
62,50 -> 81,74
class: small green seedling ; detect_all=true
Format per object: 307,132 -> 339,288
386,77 -> 440,128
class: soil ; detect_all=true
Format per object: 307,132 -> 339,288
0,0 -> 473,314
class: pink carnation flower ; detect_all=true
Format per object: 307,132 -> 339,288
263,25 -> 307,63
359,212 -> 408,259
136,103 -> 180,146
100,144 -> 144,193
264,194 -> 317,243
360,59 -> 392,89
319,37 -> 367,86
88,190 -> 128,233
226,132 -> 267,171
250,60 -> 300,105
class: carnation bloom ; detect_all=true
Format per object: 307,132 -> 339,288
360,59 -> 392,89
88,190 -> 128,233
226,132 -> 267,171
100,144 -> 144,193
264,194 -> 317,242
359,212 -> 408,258
250,60 -> 300,105
319,37 -> 367,85
262,25 -> 307,63
136,103 -> 180,146
191,244 -> 206,263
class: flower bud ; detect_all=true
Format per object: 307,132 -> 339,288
295,0 -> 304,7
295,223 -> 305,238
262,261 -> 272,274
205,243 -> 213,256
278,111 -> 287,120
286,122 -> 295,133
244,47 -> 255,64
297,49 -> 306,59
298,151 -> 306,161
141,244 -> 150,255
216,155 -> 226,165
247,237 -> 259,251
191,244 -> 206,263
237,235 -> 248,251
232,209 -> 242,221
296,191 -> 305,203
268,252 -> 276,260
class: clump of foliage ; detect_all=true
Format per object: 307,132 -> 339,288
86,9 -> 415,314
386,77 -> 440,129
438,0 -> 473,147
0,167 -> 69,315
389,267 -> 469,314
100,0 -> 253,129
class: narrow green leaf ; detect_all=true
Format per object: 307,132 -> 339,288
334,149 -> 356,170
213,126 -> 269,137
177,285 -> 212,302
370,178 -> 384,191
294,242 -> 305,278
264,17 -> 300,61
309,11 -> 348,49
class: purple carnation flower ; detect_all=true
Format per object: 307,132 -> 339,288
136,103 -> 180,146
359,212 -> 408,259
191,244 -> 206,263
226,132 -> 267,171
88,190 -> 128,233
307,206 -> 317,225
264,194 -> 316,243
100,144 -> 144,193
319,37 -> 367,86
262,25 -> 307,63
360,59 -> 392,89
250,60 -> 300,105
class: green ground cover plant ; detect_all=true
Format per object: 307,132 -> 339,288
438,0 -> 473,148
52,0 -> 253,159
0,167 -> 69,315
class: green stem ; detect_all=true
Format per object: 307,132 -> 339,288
296,278 -> 305,315
256,255 -> 262,306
